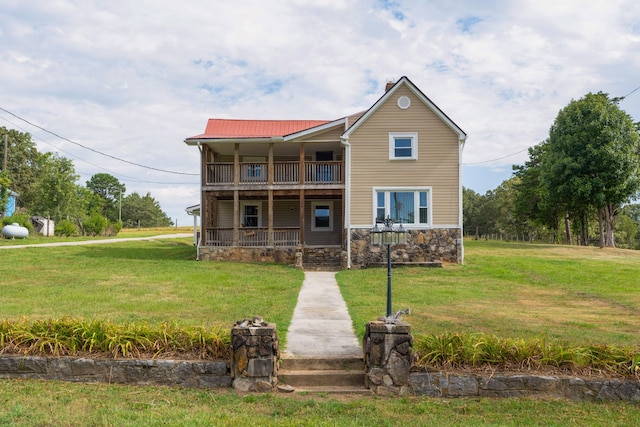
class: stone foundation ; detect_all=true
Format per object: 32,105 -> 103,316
363,321 -> 413,395
302,246 -> 344,270
199,246 -> 297,265
231,320 -> 279,392
350,228 -> 461,268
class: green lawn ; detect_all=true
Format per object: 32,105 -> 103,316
1,380 -> 639,426
337,240 -> 640,347
1,237 -> 640,423
0,238 -> 303,334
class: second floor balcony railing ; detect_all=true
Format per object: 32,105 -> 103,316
205,161 -> 343,186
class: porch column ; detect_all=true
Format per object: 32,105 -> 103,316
299,189 -> 305,245
268,143 -> 274,185
233,143 -> 240,246
234,143 -> 240,185
268,144 -> 274,246
268,189 -> 274,246
299,143 -> 305,184
233,190 -> 239,246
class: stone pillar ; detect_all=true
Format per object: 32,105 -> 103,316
363,321 -> 413,395
231,319 -> 279,392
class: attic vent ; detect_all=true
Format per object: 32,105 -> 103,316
397,96 -> 411,110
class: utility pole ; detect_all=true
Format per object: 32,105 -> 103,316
3,134 -> 7,172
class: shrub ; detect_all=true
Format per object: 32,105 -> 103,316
2,213 -> 34,232
104,220 -> 123,237
55,219 -> 78,237
83,213 -> 108,236
0,318 -> 231,359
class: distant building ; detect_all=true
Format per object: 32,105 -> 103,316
3,191 -> 17,217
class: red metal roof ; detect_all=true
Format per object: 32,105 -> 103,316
191,119 -> 331,139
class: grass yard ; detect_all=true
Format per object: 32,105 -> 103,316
1,236 -> 640,424
1,380 -> 639,426
0,238 -> 303,333
337,240 -> 640,347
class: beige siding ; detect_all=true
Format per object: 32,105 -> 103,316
299,125 -> 344,142
348,85 -> 460,226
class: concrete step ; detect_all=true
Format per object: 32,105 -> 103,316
280,357 -> 364,371
281,386 -> 372,395
278,357 -> 367,392
278,369 -> 365,388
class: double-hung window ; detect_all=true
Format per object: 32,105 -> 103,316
241,202 -> 261,227
312,201 -> 333,231
389,132 -> 418,160
374,188 -> 430,226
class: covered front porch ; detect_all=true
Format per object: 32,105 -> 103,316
199,189 -> 344,249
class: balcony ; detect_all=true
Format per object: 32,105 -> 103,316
205,161 -> 343,187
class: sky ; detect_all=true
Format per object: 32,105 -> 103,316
1,0 -> 639,227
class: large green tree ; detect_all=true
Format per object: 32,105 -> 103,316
0,126 -> 40,208
541,92 -> 640,247
29,153 -> 82,222
513,143 -> 565,243
121,192 -> 172,228
86,173 -> 125,222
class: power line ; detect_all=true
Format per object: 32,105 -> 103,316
621,85 -> 640,100
1,114 -> 197,185
463,147 -> 529,165
0,106 -> 198,176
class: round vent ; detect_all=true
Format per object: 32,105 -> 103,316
397,96 -> 411,110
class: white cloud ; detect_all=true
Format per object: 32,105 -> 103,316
1,0 -> 639,225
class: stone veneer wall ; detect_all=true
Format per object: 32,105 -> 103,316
410,372 -> 640,401
0,355 -> 231,388
349,228 -> 462,268
2,354 -> 639,401
199,247 -> 297,265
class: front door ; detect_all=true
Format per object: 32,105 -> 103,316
315,151 -> 334,182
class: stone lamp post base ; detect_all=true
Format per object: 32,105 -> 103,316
363,321 -> 413,395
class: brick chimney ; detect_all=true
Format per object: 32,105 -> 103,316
385,80 -> 395,92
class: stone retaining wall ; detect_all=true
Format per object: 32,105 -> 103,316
1,354 -> 639,401
349,228 -> 462,268
409,372 -> 640,401
0,355 -> 231,388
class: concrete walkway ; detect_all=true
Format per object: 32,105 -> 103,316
284,271 -> 361,358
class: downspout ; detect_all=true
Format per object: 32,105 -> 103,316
340,136 -> 351,269
196,141 -> 203,261
459,136 -> 467,264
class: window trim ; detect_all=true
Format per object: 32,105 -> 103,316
240,201 -> 262,228
389,132 -> 418,160
311,201 -> 334,232
372,187 -> 431,227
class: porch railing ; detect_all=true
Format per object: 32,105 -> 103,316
205,227 -> 300,246
205,161 -> 342,185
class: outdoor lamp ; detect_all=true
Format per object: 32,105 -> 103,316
370,216 -> 408,319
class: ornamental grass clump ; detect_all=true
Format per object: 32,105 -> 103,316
413,332 -> 640,378
0,318 -> 231,360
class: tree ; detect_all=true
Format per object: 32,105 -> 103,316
0,172 -> 10,217
86,173 -> 125,222
541,92 -> 640,247
29,153 -> 82,222
0,127 -> 40,208
121,192 -> 173,228
513,143 -> 564,243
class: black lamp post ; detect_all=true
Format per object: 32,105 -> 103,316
370,216 -> 407,318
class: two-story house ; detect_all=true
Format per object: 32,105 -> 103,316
184,76 -> 467,269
